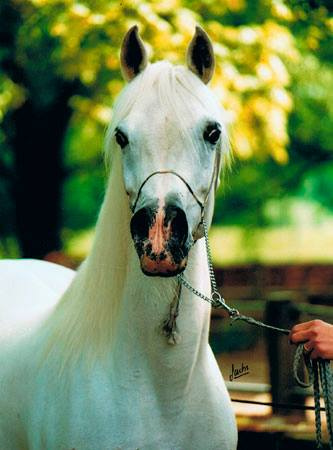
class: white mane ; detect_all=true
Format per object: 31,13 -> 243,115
39,147 -> 130,372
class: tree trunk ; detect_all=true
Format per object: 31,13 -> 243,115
11,85 -> 73,259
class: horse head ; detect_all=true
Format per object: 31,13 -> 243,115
113,25 -> 227,277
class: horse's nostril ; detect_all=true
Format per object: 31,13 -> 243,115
130,207 -> 152,241
166,206 -> 188,247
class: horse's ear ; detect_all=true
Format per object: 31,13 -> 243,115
186,26 -> 215,84
120,25 -> 148,81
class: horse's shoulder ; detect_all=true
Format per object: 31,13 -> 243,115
0,322 -> 45,408
0,259 -> 75,340
0,258 -> 75,293
0,336 -> 32,448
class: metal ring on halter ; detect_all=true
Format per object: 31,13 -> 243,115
210,290 -> 240,317
211,291 -> 226,309
211,291 -> 222,303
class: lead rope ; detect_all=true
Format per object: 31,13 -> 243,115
293,346 -> 333,449
176,219 -> 333,449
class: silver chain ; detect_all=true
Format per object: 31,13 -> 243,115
177,219 -> 239,316
202,220 -> 218,294
177,218 -> 293,334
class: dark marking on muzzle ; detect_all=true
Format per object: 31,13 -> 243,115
130,201 -> 191,276
130,200 -> 158,251
164,205 -> 188,264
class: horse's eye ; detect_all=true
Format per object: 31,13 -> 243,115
203,123 -> 221,145
115,128 -> 129,149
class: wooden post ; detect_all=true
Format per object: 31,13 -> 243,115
265,298 -> 305,416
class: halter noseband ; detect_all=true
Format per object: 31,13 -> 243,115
131,170 -> 204,215
130,153 -> 220,240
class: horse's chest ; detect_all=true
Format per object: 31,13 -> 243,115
27,374 -> 149,448
25,372 -> 159,448
25,371 -> 236,450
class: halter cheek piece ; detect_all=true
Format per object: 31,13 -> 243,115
130,151 -> 220,241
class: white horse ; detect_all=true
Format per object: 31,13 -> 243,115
0,26 -> 237,449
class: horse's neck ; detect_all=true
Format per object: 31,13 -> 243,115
46,164 -> 212,388
111,238 -> 212,395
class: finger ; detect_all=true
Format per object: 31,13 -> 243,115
310,349 -> 320,360
290,330 -> 312,343
292,321 -> 315,333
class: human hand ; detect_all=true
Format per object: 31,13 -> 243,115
290,320 -> 333,360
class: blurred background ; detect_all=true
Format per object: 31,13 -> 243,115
0,0 -> 332,448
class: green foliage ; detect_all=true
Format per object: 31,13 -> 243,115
289,55 -> 333,158
62,115 -> 105,229
0,0 -> 332,248
301,163 -> 333,212
63,169 -> 104,229
214,2 -> 333,229
1,0 -> 299,158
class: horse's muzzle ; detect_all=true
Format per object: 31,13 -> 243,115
130,202 -> 190,277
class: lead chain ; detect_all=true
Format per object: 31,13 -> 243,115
177,272 -> 239,316
202,219 -> 218,295
177,218 -> 239,313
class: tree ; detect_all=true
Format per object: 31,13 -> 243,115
0,0 -> 304,257
214,0 -> 333,228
